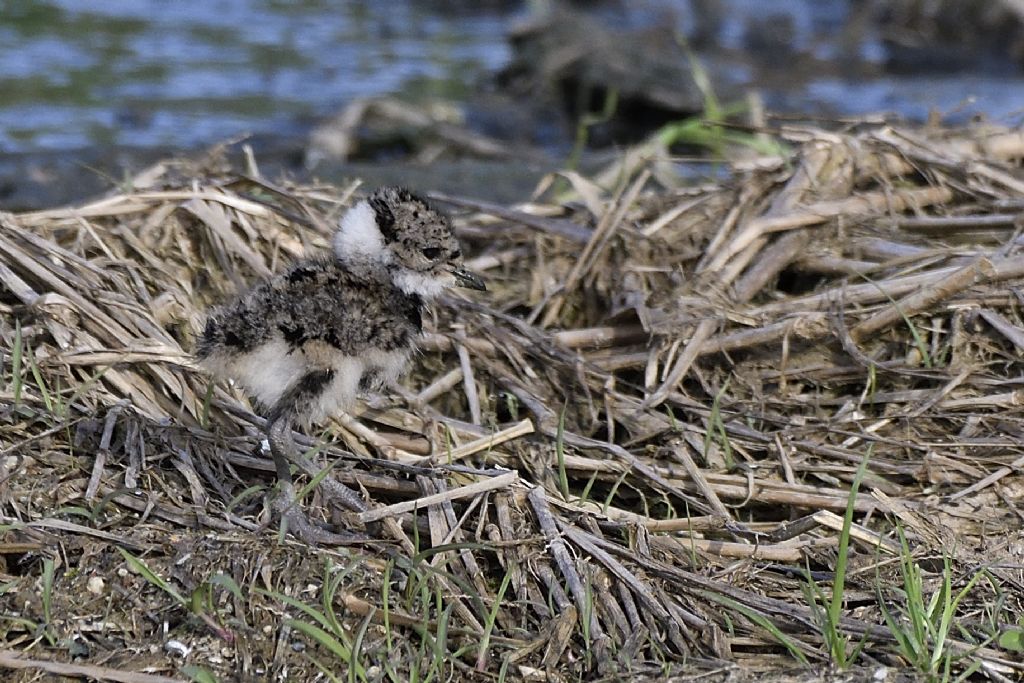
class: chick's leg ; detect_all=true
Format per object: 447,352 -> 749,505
266,414 -> 299,483
265,370 -> 365,545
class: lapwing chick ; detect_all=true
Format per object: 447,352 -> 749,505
196,186 -> 485,544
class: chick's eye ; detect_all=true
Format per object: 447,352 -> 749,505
421,247 -> 442,260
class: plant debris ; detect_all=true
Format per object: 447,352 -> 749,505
2,122 -> 1024,681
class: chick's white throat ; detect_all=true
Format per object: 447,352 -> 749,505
392,268 -> 452,299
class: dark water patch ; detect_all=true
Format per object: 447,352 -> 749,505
4,0 -> 1024,158
3,0 -> 1024,210
0,0 -> 517,153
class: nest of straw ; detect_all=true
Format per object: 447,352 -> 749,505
2,124 -> 1024,680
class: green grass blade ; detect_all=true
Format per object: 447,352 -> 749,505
260,589 -> 337,635
118,547 -> 188,606
11,320 -> 23,404
702,591 -> 810,665
824,446 -> 872,666
41,557 -> 55,626
181,665 -> 220,683
856,273 -> 932,367
209,573 -> 243,602
556,403 -> 569,501
26,345 -> 53,413
477,569 -> 513,669
285,618 -> 364,678
349,607 -> 374,683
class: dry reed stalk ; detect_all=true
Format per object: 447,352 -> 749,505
357,470 -> 517,524
849,256 -> 996,341
0,650 -> 184,683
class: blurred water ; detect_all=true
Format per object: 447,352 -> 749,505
0,0 -> 514,152
1,0 -> 1022,158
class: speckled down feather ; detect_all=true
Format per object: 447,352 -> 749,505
196,256 -> 421,424
195,186 -> 480,426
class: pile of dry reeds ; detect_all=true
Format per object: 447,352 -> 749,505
2,123 -> 1024,681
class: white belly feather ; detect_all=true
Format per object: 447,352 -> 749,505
201,340 -> 411,424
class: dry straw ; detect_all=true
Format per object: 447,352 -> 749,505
2,124 -> 1024,678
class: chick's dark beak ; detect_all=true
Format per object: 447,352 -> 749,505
449,265 -> 486,291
